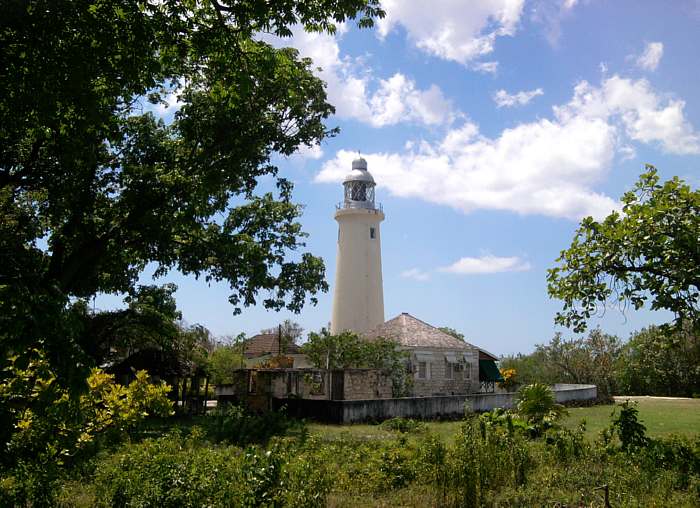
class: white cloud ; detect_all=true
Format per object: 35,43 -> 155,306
531,0 -> 583,46
635,42 -> 664,71
555,75 -> 700,154
288,143 -> 324,161
317,118 -> 619,220
369,74 -> 455,127
400,268 -> 431,281
261,29 -> 454,127
439,255 -> 531,275
317,75 -> 699,220
377,0 -> 525,68
493,88 -> 544,108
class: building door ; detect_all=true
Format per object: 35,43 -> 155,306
331,370 -> 344,400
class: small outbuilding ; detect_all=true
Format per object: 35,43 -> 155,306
364,312 -> 501,396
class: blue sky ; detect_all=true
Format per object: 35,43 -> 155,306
99,0 -> 700,355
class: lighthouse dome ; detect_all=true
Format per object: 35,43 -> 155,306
344,157 -> 375,184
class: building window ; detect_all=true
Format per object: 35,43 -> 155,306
369,227 -> 376,239
445,361 -> 454,380
454,362 -> 470,381
417,361 -> 427,379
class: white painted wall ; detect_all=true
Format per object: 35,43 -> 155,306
331,207 -> 385,334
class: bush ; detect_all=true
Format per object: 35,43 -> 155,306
55,406 -> 700,507
203,404 -> 306,445
84,430 -> 330,507
380,417 -> 426,434
609,400 -> 648,451
0,348 -> 172,506
516,383 -> 567,436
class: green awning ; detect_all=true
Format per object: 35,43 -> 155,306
479,360 -> 504,382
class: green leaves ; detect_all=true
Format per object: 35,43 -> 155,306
302,329 -> 406,370
1,0 -> 385,386
548,166 -> 700,332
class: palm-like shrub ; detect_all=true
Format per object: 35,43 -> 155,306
516,383 -> 566,436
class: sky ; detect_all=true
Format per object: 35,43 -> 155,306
98,0 -> 700,355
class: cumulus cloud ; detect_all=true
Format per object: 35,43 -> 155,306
317,75 -> 699,220
260,28 -> 454,127
377,0 -> 525,68
439,255 -> 531,275
317,119 -> 619,220
555,75 -> 700,154
493,88 -> 544,108
400,268 -> 431,281
635,42 -> 664,71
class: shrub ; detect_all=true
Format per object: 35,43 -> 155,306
609,400 -> 648,451
88,431 -> 331,507
0,348 -> 172,506
516,383 -> 567,436
203,404 -> 306,445
380,417 -> 426,434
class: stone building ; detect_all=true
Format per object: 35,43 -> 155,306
365,312 -> 500,396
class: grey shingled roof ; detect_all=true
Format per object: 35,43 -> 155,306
364,313 -> 473,351
244,333 -> 301,358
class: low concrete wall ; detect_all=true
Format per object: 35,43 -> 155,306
553,383 -> 597,403
274,383 -> 597,423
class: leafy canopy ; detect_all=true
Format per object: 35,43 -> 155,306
1,0 -> 384,377
302,329 -> 404,370
616,324 -> 700,397
548,166 -> 700,332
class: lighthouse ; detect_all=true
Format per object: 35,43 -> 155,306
330,157 -> 385,335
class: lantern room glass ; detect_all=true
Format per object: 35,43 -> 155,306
344,181 -> 375,209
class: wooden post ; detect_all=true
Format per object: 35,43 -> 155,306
191,376 -> 201,414
595,484 -> 611,508
181,377 -> 188,412
278,324 -> 283,355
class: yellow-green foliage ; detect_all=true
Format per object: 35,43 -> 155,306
0,347 -> 173,505
1,349 -> 172,464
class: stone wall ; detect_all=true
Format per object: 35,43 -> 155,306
410,348 -> 479,396
215,368 -> 394,404
343,369 -> 393,400
275,384 -> 598,423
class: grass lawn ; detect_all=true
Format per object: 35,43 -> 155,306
309,397 -> 700,443
562,396 -> 700,440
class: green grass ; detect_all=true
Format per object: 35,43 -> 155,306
562,397 -> 700,440
309,397 -> 700,444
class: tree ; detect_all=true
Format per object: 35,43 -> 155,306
617,324 -> 700,397
1,0 -> 384,379
548,166 -> 700,333
208,344 -> 245,385
439,327 -> 466,342
501,329 -> 622,397
77,284 -> 182,368
261,319 -> 304,353
301,329 -> 411,396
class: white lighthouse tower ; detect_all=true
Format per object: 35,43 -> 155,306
330,157 -> 385,335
